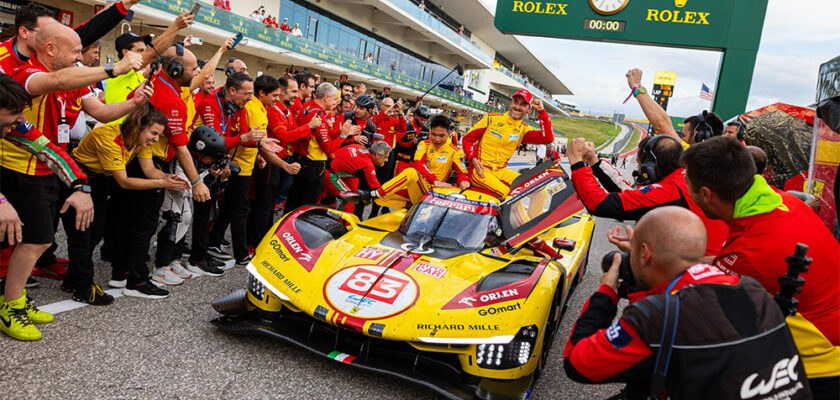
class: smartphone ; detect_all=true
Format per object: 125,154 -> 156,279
190,37 -> 203,45
188,2 -> 201,16
229,32 -> 244,50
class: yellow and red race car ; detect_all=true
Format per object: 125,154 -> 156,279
212,163 -> 595,400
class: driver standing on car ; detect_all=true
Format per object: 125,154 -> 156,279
366,115 -> 470,210
462,89 -> 553,199
563,206 -> 808,399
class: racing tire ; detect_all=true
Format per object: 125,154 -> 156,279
535,276 -> 565,380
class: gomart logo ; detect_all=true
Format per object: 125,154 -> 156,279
268,239 -> 290,262
324,266 -> 418,319
478,303 -> 521,316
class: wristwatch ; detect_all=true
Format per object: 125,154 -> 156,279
104,62 -> 116,78
73,184 -> 92,194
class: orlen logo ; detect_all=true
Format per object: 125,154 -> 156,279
740,355 -> 800,399
282,232 -> 303,253
510,171 -> 551,196
478,288 -> 518,303
282,232 -> 311,262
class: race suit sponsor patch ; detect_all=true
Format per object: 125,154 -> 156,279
605,320 -> 633,350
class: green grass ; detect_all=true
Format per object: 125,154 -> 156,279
620,125 -> 644,155
550,117 -> 621,147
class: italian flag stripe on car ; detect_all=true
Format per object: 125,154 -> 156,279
328,351 -> 357,364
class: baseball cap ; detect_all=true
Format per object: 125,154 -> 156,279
115,32 -> 150,52
512,89 -> 533,104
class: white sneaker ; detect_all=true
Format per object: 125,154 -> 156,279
151,267 -> 184,286
108,279 -> 126,288
169,261 -> 193,279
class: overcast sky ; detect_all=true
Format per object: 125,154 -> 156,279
481,0 -> 839,119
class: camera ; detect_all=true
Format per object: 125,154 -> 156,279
161,210 -> 182,243
601,251 -> 637,298
212,155 -> 241,176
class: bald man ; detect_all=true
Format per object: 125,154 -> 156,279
2,21 -> 157,306
564,206 -> 806,399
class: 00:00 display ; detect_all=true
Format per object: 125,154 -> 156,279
582,18 -> 626,32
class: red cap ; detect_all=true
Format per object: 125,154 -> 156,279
512,89 -> 533,104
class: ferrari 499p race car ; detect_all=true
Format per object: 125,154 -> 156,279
211,162 -> 595,400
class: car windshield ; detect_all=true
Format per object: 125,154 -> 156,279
401,202 -> 493,250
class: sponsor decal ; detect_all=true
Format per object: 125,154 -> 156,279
605,321 -> 633,350
354,246 -> 388,260
459,297 -> 476,307
259,260 -> 302,294
509,171 -> 555,196
436,155 -> 448,163
327,351 -> 357,364
740,355 -> 803,399
479,288 -> 519,303
511,1 -> 568,15
488,130 -> 503,139
478,303 -> 521,316
282,231 -> 312,262
269,239 -> 291,262
324,266 -> 418,319
411,262 -> 446,279
508,134 -> 520,141
686,264 -> 724,281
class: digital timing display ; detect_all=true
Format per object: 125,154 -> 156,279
582,18 -> 626,32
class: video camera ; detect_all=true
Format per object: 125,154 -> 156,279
212,154 -> 241,176
160,210 -> 182,243
601,251 -> 637,298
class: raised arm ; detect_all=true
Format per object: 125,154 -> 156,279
141,12 -> 195,66
190,36 -> 235,92
626,69 -> 679,140
522,100 -> 553,145
24,51 -> 144,96
74,0 -> 138,47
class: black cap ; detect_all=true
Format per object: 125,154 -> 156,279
115,32 -> 149,52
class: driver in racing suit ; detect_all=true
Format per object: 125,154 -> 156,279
462,89 -> 553,199
373,115 -> 470,210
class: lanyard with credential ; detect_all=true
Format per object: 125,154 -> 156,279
216,95 -> 232,134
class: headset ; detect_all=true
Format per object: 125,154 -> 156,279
217,87 -> 241,115
731,119 -> 747,141
224,57 -> 237,76
693,110 -> 715,143
633,134 -> 681,186
166,42 -> 185,79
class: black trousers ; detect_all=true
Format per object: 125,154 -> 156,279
284,157 -> 325,214
111,159 -> 165,286
62,172 -> 114,291
190,194 -> 215,263
247,163 -> 282,248
209,173 -> 251,261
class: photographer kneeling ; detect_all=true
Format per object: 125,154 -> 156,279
563,206 -> 808,399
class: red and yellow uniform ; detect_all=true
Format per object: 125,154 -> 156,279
713,176 -> 840,379
226,97 -> 267,177
372,111 -> 406,148
148,73 -> 189,162
462,109 -> 553,198
376,141 -> 468,209
266,101 -> 308,157
324,144 -> 382,213
291,100 -> 341,161
0,37 -> 28,76
72,123 -> 152,174
0,56 -> 93,175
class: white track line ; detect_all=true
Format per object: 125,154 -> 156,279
39,259 -> 236,315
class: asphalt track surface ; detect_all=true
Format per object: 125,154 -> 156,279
2,154 -> 635,399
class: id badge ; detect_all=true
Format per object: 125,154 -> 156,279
57,123 -> 70,144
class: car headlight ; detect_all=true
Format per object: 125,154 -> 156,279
248,273 -> 265,301
475,325 -> 538,369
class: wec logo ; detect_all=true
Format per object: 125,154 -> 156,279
740,355 -> 801,399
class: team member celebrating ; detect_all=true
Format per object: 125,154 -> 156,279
371,115 -> 469,210
681,137 -> 840,397
567,136 -> 729,256
393,105 -> 430,175
285,83 -> 356,212
325,141 -> 391,218
0,1 -> 140,75
332,94 -> 378,148
72,104 -> 189,300
462,89 -> 553,199
0,75 -> 92,341
246,74 -> 301,250
369,97 -> 407,217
